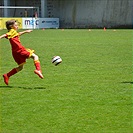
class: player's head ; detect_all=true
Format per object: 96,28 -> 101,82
6,20 -> 18,30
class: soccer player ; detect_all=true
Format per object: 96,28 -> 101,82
0,20 -> 44,85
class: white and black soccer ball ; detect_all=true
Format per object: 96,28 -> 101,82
52,56 -> 62,66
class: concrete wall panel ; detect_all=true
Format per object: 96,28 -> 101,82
52,0 -> 133,28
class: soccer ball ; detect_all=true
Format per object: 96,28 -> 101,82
52,56 -> 62,66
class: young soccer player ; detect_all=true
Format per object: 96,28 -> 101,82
0,20 -> 44,85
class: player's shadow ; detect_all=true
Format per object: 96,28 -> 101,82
22,86 -> 46,90
0,86 -> 14,88
0,86 -> 46,90
121,81 -> 133,84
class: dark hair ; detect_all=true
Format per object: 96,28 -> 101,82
6,20 -> 16,30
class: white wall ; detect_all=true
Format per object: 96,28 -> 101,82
52,0 -> 132,28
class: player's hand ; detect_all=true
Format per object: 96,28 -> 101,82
26,30 -> 33,33
0,34 -> 6,39
19,30 -> 33,35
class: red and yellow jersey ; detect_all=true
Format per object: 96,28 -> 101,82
5,29 -> 25,52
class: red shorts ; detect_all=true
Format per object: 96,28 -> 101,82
12,48 -> 34,66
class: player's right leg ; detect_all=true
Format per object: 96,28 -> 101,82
30,53 -> 44,79
3,65 -> 24,85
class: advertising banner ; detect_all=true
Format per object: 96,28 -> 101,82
0,18 -> 59,29
39,18 -> 59,29
22,18 -> 59,29
22,18 -> 39,29
0,18 -> 22,29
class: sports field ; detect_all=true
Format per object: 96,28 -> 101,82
0,29 -> 132,132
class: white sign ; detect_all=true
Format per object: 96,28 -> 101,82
22,18 -> 39,29
22,18 -> 59,29
39,18 -> 59,29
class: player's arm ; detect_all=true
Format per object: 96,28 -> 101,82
0,34 -> 6,39
19,30 -> 33,36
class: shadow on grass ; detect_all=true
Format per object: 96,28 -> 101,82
0,86 -> 14,88
0,86 -> 46,90
121,81 -> 133,84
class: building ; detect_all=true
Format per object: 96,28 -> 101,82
0,0 -> 132,28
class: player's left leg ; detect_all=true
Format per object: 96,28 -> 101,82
30,53 -> 44,79
3,65 -> 24,85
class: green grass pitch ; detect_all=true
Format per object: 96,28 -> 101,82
0,29 -> 132,133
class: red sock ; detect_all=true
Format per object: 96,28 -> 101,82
34,60 -> 41,70
7,68 -> 17,77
